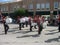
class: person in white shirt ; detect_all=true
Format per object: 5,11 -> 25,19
24,17 -> 29,27
19,16 -> 25,30
6,16 -> 12,24
3,16 -> 9,34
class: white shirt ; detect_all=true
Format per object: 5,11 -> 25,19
6,18 -> 12,23
20,18 -> 25,23
24,17 -> 29,21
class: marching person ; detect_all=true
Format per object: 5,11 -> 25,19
19,16 -> 25,30
17,16 -> 20,23
41,16 -> 45,23
24,16 -> 29,27
37,15 -> 43,34
28,16 -> 33,31
33,15 -> 37,29
22,16 -> 25,28
19,17 -> 21,30
3,16 -> 9,34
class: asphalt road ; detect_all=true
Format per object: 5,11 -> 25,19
0,24 -> 60,45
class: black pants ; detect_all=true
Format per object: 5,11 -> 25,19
29,22 -> 32,31
4,24 -> 9,34
38,23 -> 43,34
22,23 -> 25,28
19,23 -> 25,30
25,21 -> 28,27
19,23 -> 22,30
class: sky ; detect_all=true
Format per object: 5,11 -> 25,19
0,0 -> 21,2
0,0 -> 9,2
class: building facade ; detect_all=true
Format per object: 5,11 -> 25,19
0,0 -> 60,17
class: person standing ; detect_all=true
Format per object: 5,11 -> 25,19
58,15 -> 60,32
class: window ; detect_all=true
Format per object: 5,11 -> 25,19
1,6 -> 7,12
29,4 -> 33,9
6,6 -> 8,11
11,5 -> 17,11
13,5 -> 17,10
15,4 -> 20,9
46,3 -> 50,9
41,3 -> 45,9
36,3 -> 40,9
54,2 -> 58,9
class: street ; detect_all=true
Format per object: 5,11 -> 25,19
0,24 -> 60,45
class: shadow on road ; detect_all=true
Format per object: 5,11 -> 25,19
16,30 -> 37,34
48,30 -> 57,32
46,29 -> 58,32
15,31 -> 31,34
0,33 -> 5,35
45,31 -> 59,35
45,36 -> 60,43
16,34 -> 40,38
8,30 -> 17,32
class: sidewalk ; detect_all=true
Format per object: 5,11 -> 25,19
0,24 -> 60,45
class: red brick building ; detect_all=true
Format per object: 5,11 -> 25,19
0,0 -> 60,17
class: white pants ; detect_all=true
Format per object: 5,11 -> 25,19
43,22 -> 47,28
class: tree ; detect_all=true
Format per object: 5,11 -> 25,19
13,8 -> 29,18
14,8 -> 25,16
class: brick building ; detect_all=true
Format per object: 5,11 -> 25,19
0,0 -> 60,17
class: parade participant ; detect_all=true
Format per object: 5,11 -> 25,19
24,16 -> 29,27
8,16 -> 12,23
19,17 -> 22,30
41,16 -> 47,28
33,15 -> 37,29
41,16 -> 45,23
28,16 -> 33,31
37,15 -> 43,34
19,16 -> 25,30
3,16 -> 10,34
22,16 -> 25,28
17,16 -> 20,23
58,15 -> 60,32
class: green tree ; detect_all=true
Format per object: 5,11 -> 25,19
14,8 -> 26,17
13,8 -> 29,18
